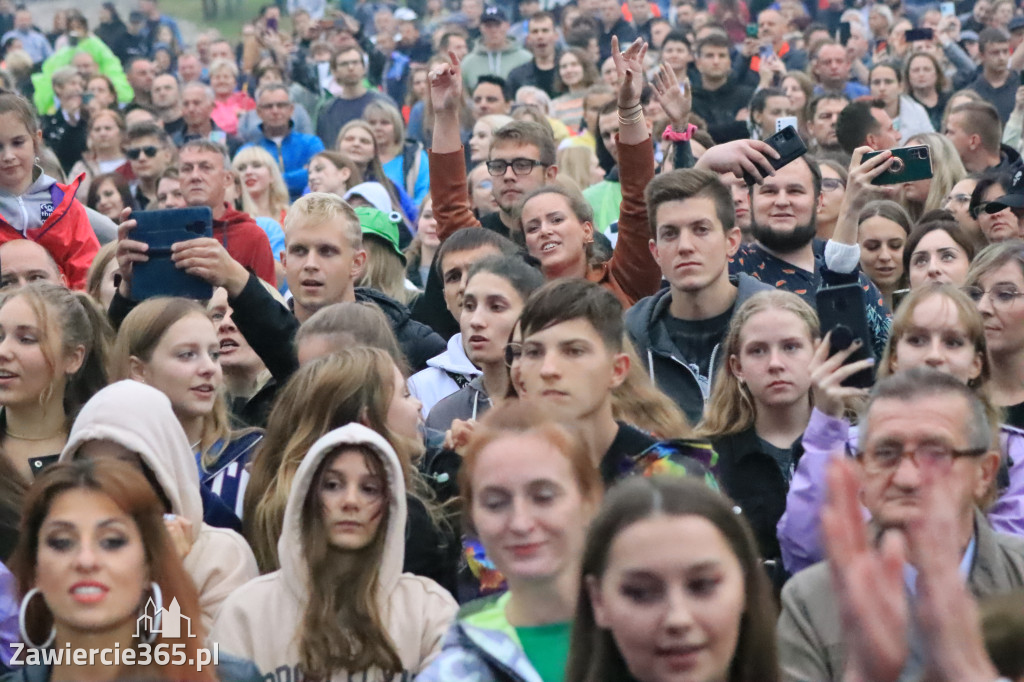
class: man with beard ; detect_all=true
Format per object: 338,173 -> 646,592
729,156 -> 891,358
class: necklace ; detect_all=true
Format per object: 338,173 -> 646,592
5,426 -> 64,442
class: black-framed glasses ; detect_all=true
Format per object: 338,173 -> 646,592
846,440 -> 988,474
126,145 -> 159,160
962,284 -> 1024,308
486,158 -> 546,177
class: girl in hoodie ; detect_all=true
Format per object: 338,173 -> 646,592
3,458 -> 225,682
243,350 -> 460,592
59,381 -> 260,630
0,94 -> 100,289
111,297 -> 264,526
694,291 -> 818,568
0,282 -> 110,490
211,422 -> 458,681
419,403 -> 602,682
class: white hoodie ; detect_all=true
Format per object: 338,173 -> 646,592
60,381 -> 259,632
408,333 -> 481,418
209,424 -> 457,681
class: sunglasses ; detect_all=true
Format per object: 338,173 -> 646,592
126,146 -> 160,160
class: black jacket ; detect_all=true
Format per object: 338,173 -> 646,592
356,287 -> 446,372
624,274 -> 773,425
690,75 -> 755,130
712,427 -> 801,564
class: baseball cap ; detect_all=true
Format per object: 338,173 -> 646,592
978,167 -> 1024,215
481,6 -> 508,23
960,30 -> 979,42
344,182 -> 394,215
395,7 -> 418,21
354,207 -> 406,263
1010,15 -> 1024,32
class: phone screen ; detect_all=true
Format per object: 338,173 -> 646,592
940,1 -> 955,16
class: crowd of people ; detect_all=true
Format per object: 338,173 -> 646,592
0,0 -> 1022,679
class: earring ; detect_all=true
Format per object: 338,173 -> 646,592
18,588 -> 55,649
142,582 -> 163,644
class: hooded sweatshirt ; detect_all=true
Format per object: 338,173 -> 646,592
214,206 -> 277,287
408,333 -> 481,418
0,170 -> 99,289
59,381 -> 259,631
209,423 -> 458,681
460,38 -> 532,88
624,274 -> 774,425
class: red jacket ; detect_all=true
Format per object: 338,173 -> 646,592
0,174 -> 99,289
214,207 -> 276,286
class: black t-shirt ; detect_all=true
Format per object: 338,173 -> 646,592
661,306 -> 735,384
755,435 -> 798,482
599,421 -> 658,486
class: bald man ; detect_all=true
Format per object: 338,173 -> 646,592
0,240 -> 66,288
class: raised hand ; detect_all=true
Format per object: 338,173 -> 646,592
115,207 -> 145,299
694,138 -> 779,184
610,35 -> 648,108
823,457 -> 909,682
651,62 -> 690,128
428,52 -> 464,116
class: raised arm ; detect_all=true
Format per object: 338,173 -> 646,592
427,52 -> 481,242
606,37 -> 660,302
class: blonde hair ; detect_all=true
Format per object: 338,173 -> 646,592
112,298 -> 231,468
612,338 -> 692,439
284,192 -> 362,249
556,145 -> 600,192
359,238 -> 413,305
696,291 -> 820,438
903,132 -> 966,220
231,146 -> 290,220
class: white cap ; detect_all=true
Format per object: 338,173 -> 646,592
395,7 -> 418,21
343,182 -> 394,214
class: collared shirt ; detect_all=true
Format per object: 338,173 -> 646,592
903,533 -> 976,596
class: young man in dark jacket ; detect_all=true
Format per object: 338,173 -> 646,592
625,168 -> 772,425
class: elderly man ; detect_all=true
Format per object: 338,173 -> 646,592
173,81 -> 242,156
777,367 -> 1024,682
243,84 -> 324,200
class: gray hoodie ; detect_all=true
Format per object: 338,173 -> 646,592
0,168 -> 62,235
460,37 -> 532,87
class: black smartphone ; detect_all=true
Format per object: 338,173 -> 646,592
862,145 -> 933,185
746,23 -> 758,37
132,207 -> 214,301
904,27 -> 934,42
1018,70 -> 1024,86
838,21 -> 852,46
743,125 -> 807,185
816,284 -> 876,389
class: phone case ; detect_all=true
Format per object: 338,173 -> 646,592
743,125 -> 807,185
816,284 -> 875,389
132,207 -> 215,301
863,146 -> 933,185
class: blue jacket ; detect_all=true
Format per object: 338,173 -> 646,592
244,125 -> 325,200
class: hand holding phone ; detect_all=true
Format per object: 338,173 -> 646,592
815,284 -> 877,392
743,125 -> 807,185
131,207 -> 215,300
861,145 -> 933,185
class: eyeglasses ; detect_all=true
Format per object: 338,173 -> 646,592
258,101 -> 291,110
847,440 -> 988,474
962,284 -> 1024,308
943,192 -> 971,206
504,342 -> 522,367
821,177 -> 845,192
486,158 -> 546,176
126,145 -> 159,160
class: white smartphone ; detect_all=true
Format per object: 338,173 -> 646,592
940,1 -> 955,16
776,116 -> 799,133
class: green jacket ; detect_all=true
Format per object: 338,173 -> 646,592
33,36 -> 134,115
582,177 -> 622,235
